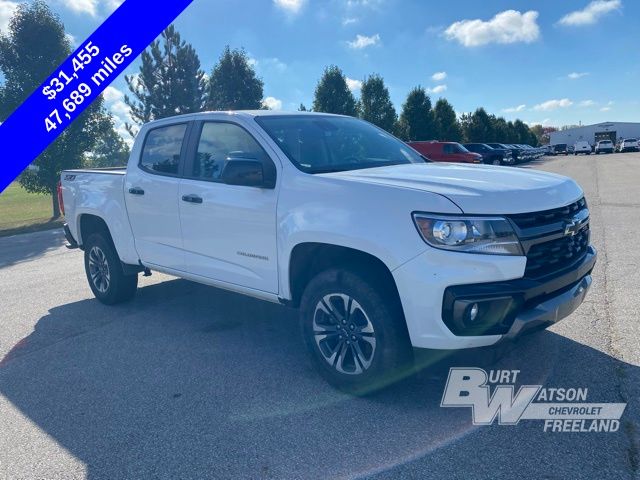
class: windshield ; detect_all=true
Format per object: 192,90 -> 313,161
624,139 -> 637,142
256,115 -> 425,173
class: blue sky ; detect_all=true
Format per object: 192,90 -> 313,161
2,0 -> 638,140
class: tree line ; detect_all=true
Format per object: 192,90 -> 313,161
0,3 -> 539,217
125,27 -> 540,147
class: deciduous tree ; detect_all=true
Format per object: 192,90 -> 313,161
312,65 -> 357,116
206,46 -> 263,110
433,98 -> 462,141
396,87 -> 435,141
358,74 -> 396,133
0,1 -> 106,217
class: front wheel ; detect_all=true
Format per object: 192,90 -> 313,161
84,233 -> 138,305
492,157 -> 503,166
300,269 -> 412,394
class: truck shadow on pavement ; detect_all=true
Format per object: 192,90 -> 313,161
0,229 -> 66,269
0,279 -> 637,479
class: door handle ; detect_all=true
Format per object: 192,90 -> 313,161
182,194 -> 203,204
128,187 -> 145,196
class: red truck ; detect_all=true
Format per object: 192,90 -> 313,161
408,141 -> 483,164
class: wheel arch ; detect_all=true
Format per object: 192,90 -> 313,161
287,242 -> 404,312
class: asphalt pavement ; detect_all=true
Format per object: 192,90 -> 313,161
0,153 -> 638,479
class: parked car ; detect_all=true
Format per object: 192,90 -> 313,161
60,111 -> 596,393
568,145 -> 575,154
407,141 -> 482,164
595,140 -> 614,154
463,143 -> 514,166
573,141 -> 592,155
505,144 -> 532,163
617,138 -> 639,152
553,144 -> 569,155
543,145 -> 555,156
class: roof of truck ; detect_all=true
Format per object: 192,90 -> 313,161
142,110 -> 346,128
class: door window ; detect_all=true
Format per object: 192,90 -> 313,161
191,122 -> 269,181
140,124 -> 188,176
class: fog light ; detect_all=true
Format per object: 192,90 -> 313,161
468,303 -> 479,322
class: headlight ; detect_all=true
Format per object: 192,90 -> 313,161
412,214 -> 523,255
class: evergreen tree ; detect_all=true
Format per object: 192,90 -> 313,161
359,74 -> 396,133
396,87 -> 435,141
433,98 -> 462,141
206,46 -> 263,110
125,24 -> 206,133
0,1 -> 106,217
464,107 -> 494,143
312,65 -> 357,116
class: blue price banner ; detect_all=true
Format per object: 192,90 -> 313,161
0,0 -> 194,193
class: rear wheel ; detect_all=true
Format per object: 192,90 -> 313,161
492,157 -> 503,166
300,269 -> 412,394
84,233 -> 138,304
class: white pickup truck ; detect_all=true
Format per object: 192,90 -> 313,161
61,111 -> 596,392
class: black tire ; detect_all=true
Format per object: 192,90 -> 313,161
84,233 -> 138,305
300,268 -> 412,394
492,157 -> 503,166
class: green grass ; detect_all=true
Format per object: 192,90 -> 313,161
0,182 -> 63,237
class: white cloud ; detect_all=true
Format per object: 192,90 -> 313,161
600,100 -> 614,112
558,0 -> 621,26
502,104 -> 527,113
427,84 -> 447,94
273,0 -> 305,15
342,17 -> 358,26
103,86 -> 123,102
0,0 -> 19,31
55,0 -> 123,17
65,32 -> 78,47
579,99 -> 596,107
262,96 -> 283,110
526,118 -> 553,127
431,71 -> 447,82
58,0 -> 98,16
347,33 -> 380,49
444,10 -> 540,47
533,98 -> 573,111
567,72 -> 589,79
101,86 -> 133,143
346,77 -> 363,92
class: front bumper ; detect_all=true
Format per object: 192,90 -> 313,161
392,245 -> 596,350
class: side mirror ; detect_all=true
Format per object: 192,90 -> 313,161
220,158 -> 276,189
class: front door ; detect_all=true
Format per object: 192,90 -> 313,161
178,121 -> 279,294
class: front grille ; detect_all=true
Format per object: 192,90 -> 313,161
509,197 -> 587,229
506,197 -> 590,278
524,227 -> 590,278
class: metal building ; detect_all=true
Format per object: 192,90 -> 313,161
550,122 -> 640,147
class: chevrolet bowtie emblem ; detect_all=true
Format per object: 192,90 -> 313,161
564,210 -> 589,236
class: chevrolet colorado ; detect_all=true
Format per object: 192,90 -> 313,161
60,111 -> 596,392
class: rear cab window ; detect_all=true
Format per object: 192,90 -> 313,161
140,124 -> 188,176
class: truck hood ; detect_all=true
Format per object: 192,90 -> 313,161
322,163 -> 583,214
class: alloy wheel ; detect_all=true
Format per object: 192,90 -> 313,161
88,246 -> 110,293
312,293 -> 376,375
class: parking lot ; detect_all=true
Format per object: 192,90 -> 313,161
0,152 -> 639,479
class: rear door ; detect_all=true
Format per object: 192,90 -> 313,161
178,120 -> 280,293
124,122 -> 190,270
